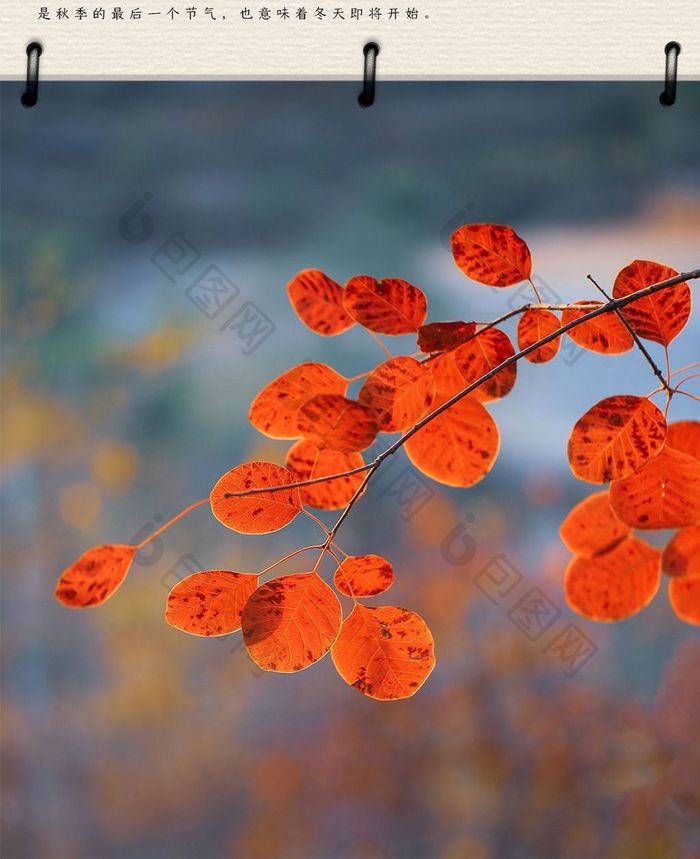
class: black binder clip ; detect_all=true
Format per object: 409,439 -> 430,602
659,41 -> 681,107
358,42 -> 379,108
21,42 -> 43,108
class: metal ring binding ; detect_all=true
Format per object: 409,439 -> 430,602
358,42 -> 379,108
21,42 -> 43,108
659,41 -> 681,107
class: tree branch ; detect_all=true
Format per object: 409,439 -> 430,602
222,267 -> 700,501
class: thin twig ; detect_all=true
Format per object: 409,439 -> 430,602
586,274 -> 671,395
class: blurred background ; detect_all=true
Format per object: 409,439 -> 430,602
1,82 -> 700,859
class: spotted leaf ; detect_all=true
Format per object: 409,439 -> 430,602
210,462 -> 302,534
287,269 -> 356,336
561,300 -> 634,354
359,356 -> 435,433
609,447 -> 700,529
564,536 -> 661,622
285,440 -> 365,510
612,260 -> 689,345
332,605 -> 435,700
404,395 -> 499,487
516,308 -> 561,363
342,276 -> 427,335
242,572 -> 342,672
567,395 -> 667,484
417,321 -> 476,353
297,394 -> 378,453
55,544 -> 136,608
667,420 -> 700,462
668,576 -> 700,625
451,223 -> 532,287
333,554 -> 395,597
559,491 -> 631,557
248,362 -> 347,439
662,525 -> 700,579
166,570 -> 259,636
432,328 -> 516,405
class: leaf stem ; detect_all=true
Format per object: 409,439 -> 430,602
259,544 -> 326,576
134,498 -> 209,549
367,329 -> 393,359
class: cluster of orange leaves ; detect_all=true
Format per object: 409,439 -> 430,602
55,223 -> 698,701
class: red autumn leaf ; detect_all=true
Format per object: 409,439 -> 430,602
667,420 -> 700,462
612,259 -> 689,345
516,308 -> 562,363
431,328 -> 517,405
287,268 -> 356,336
332,605 -> 435,700
662,524 -> 700,579
342,276 -> 427,335
609,447 -> 700,530
210,462 -> 302,534
451,223 -> 532,287
248,362 -> 347,440
668,576 -> 700,625
404,395 -> 500,487
165,570 -> 259,636
561,300 -> 634,354
55,544 -> 136,608
567,395 -> 667,484
297,393 -> 378,453
242,572 -> 342,672
417,321 -> 476,353
564,536 -> 661,622
358,356 -> 435,433
559,490 -> 631,557
285,440 -> 365,510
333,554 -> 395,597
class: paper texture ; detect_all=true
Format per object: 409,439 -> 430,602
2,0 -> 699,79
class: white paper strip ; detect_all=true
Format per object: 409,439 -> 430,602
2,0 -> 699,79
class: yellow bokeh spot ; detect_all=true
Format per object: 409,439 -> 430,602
59,482 -> 102,529
92,440 -> 139,493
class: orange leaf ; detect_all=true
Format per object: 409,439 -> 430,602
242,572 -> 342,672
248,362 -> 347,440
287,269 -> 356,336
358,356 -> 435,433
559,491 -> 631,557
342,276 -> 427,335
567,395 -> 667,484
561,300 -> 634,354
432,328 -> 516,405
55,544 -> 136,608
564,536 -> 661,622
451,223 -> 532,287
662,525 -> 700,578
332,605 -> 435,700
165,570 -> 259,636
417,321 -> 476,353
404,395 -> 499,487
668,576 -> 700,625
210,462 -> 302,534
333,554 -> 395,597
612,260 -> 689,345
667,420 -> 700,462
297,394 -> 378,453
285,440 -> 365,510
516,308 -> 561,363
609,447 -> 700,529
